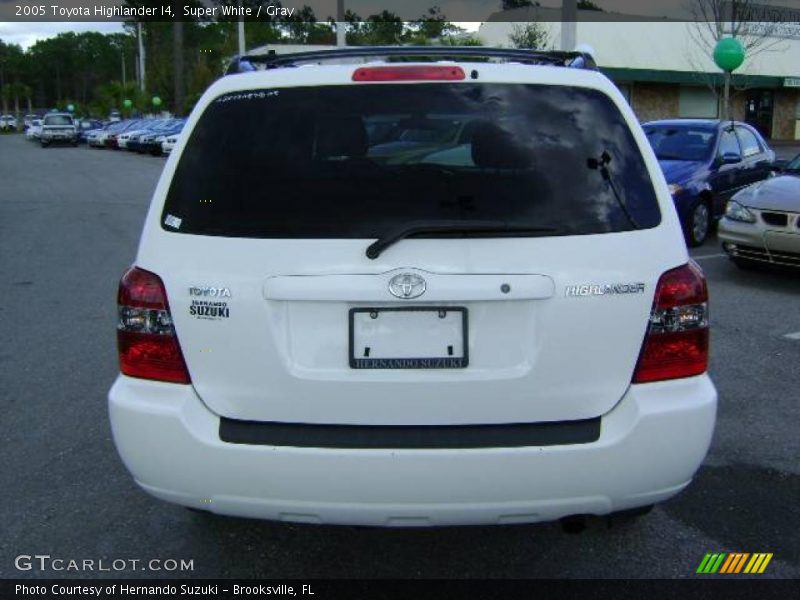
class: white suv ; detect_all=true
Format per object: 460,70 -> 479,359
109,48 -> 716,527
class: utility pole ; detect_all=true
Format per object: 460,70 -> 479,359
173,18 -> 185,115
121,51 -> 126,87
137,22 -> 146,92
561,0 -> 577,51
336,0 -> 346,47
238,0 -> 246,56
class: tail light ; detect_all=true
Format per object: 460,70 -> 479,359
632,261 -> 709,383
117,267 -> 191,384
352,65 -> 465,82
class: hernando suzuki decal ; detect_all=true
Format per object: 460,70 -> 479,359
189,286 -> 231,320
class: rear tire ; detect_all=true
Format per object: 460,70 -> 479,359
40,141 -> 49,148
686,200 -> 711,247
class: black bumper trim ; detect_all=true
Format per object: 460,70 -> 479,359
219,417 -> 601,449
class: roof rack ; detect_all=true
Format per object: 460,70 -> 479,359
225,46 -> 596,75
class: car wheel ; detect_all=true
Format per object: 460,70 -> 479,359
686,200 -> 710,247
40,141 -> 49,147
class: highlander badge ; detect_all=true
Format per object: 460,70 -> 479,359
565,282 -> 645,297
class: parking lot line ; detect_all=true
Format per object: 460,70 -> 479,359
692,253 -> 727,261
783,331 -> 800,340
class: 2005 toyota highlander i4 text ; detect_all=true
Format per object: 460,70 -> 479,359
108,47 -> 717,527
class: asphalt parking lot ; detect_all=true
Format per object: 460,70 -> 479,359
1,133 -> 798,579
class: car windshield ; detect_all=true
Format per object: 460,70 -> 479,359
644,126 -> 716,161
43,115 -> 72,126
164,83 -> 661,238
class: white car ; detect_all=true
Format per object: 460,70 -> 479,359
0,114 -> 18,131
161,134 -> 179,154
39,113 -> 77,146
110,47 -> 716,527
117,128 -> 146,150
26,119 -> 42,140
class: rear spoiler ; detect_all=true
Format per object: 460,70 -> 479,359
225,46 -> 597,75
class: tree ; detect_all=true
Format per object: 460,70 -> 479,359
577,0 -> 602,10
281,5 -> 335,44
0,40 -> 25,114
346,10 -> 404,45
409,6 -> 461,40
508,22 -> 550,49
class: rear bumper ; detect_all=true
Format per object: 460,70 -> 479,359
109,374 -> 717,526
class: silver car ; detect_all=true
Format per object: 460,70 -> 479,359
719,153 -> 800,269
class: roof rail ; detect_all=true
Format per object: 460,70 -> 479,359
225,46 -> 596,75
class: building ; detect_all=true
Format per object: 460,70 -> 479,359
479,6 -> 800,140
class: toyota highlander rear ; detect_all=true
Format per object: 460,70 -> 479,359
109,48 -> 716,526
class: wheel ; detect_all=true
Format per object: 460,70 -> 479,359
685,200 -> 710,247
40,141 -> 49,147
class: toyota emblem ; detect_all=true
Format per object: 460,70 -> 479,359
388,273 -> 426,299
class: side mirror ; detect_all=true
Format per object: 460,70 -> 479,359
720,152 -> 742,165
770,159 -> 788,173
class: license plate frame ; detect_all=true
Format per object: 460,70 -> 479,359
349,306 -> 468,369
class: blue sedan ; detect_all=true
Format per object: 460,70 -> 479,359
643,119 -> 775,246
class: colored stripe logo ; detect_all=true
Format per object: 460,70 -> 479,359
697,553 -> 773,574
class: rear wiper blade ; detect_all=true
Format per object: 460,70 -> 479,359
587,151 -> 641,230
366,220 -> 561,259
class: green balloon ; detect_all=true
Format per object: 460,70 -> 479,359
66,104 -> 75,112
152,96 -> 162,107
123,99 -> 133,109
714,37 -> 745,72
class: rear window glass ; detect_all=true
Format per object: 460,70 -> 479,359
163,84 -> 660,238
44,115 -> 73,126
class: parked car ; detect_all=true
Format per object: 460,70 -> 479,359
109,110 -> 122,122
0,114 -> 18,131
89,121 -> 125,148
161,132 -> 180,155
109,47 -> 716,528
142,120 -> 185,155
76,119 -> 104,144
643,119 -> 775,246
126,119 -> 178,153
23,114 -> 38,129
106,119 -> 146,149
40,113 -> 77,147
118,119 -> 164,150
25,119 -> 42,140
719,152 -> 800,269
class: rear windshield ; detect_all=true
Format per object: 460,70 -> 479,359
44,115 -> 73,126
163,84 -> 660,238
